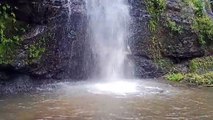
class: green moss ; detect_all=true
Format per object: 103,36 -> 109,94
165,56 -> 213,86
183,0 -> 204,16
191,0 -> 205,17
0,4 -> 38,65
189,56 -> 213,73
145,0 -> 167,60
147,0 -> 213,46
155,58 -> 174,71
181,0 -> 213,46
192,16 -> 213,45
166,72 -> 213,85
185,72 -> 213,85
0,4 -> 25,64
29,45 -> 45,63
185,0 -> 213,46
166,20 -> 183,34
145,0 -> 166,32
149,20 -> 158,32
146,0 -> 166,16
166,73 -> 185,82
148,36 -> 163,59
28,38 -> 46,63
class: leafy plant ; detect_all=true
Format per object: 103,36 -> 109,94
166,73 -> 184,82
146,0 -> 166,32
185,72 -> 213,85
166,20 -> 183,33
189,56 -> 213,73
28,38 -> 46,63
0,3 -> 22,64
185,0 -> 213,46
191,0 -> 205,17
192,16 -> 213,45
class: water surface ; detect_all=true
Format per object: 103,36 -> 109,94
0,79 -> 212,120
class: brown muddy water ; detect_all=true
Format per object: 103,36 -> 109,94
0,79 -> 212,120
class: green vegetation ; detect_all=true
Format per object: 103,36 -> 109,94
146,0 -> 184,61
166,56 -> 213,86
28,40 -> 45,63
0,4 -> 22,64
187,0 -> 213,45
166,72 -> 213,86
0,4 -> 45,65
166,20 -> 183,34
193,16 -> 213,45
185,72 -> 213,86
155,58 -> 174,71
189,56 -> 213,73
148,36 -> 163,59
148,0 -> 213,86
145,0 -> 166,32
188,0 -> 204,17
147,0 -> 213,46
146,0 -> 184,33
166,73 -> 184,82
145,0 -> 166,60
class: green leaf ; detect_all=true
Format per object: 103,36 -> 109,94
2,6 -> 6,11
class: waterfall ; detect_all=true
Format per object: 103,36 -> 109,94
85,0 -> 131,80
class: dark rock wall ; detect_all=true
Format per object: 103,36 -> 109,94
0,0 -> 92,80
128,0 -> 210,78
129,0 -> 163,78
160,0 -> 205,59
129,0 -> 151,58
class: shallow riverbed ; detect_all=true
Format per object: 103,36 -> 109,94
0,79 -> 212,120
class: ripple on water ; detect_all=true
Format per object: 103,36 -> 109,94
42,80 -> 180,99
0,80 -> 212,120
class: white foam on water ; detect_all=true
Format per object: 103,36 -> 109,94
93,81 -> 138,95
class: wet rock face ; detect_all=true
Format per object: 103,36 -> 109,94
34,0 -> 90,79
129,0 -> 151,58
129,0 -> 204,59
0,0 -> 90,80
5,0 -> 65,24
128,0 -> 207,78
5,0 -> 85,24
160,0 -> 205,59
129,0 -> 163,78
132,56 -> 163,78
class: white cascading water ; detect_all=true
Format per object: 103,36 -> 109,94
85,0 -> 131,80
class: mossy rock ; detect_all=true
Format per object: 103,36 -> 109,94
184,72 -> 213,86
166,72 -> 213,86
189,56 -> 213,73
0,3 -> 27,64
154,58 -> 174,72
165,56 -> 213,86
